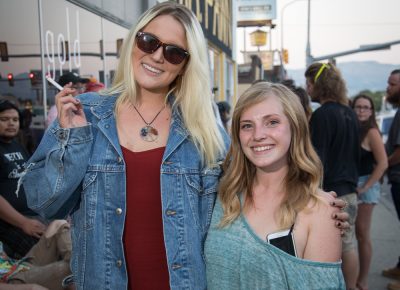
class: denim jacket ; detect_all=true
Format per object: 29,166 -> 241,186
21,93 -> 229,290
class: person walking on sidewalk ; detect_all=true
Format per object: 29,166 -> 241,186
382,69 -> 400,290
352,94 -> 388,290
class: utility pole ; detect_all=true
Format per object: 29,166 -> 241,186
305,0 -> 313,67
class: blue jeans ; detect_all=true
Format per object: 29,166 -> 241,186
390,181 -> 400,220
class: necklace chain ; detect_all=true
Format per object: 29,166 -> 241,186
133,104 -> 165,126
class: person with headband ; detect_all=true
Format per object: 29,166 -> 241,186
305,62 -> 360,290
20,2 -> 350,289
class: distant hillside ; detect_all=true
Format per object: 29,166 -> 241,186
287,61 -> 400,97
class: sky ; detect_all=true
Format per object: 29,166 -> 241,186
236,0 -> 400,70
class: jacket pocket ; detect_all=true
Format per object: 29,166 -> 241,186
74,171 -> 98,230
184,167 -> 221,232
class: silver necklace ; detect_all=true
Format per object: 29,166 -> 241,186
133,104 -> 165,142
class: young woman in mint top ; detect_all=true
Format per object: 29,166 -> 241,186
205,82 -> 345,289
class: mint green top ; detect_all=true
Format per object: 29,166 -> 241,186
204,198 -> 345,290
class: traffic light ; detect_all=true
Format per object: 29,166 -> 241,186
7,73 -> 14,86
29,72 -> 39,86
282,49 -> 289,64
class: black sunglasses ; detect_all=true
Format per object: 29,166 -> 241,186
136,31 -> 189,65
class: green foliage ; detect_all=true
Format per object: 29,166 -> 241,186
351,90 -> 385,112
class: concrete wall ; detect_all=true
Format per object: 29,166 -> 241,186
67,0 -> 146,28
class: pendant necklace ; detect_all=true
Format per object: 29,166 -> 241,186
133,104 -> 166,142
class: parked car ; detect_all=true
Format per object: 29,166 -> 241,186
376,110 -> 396,143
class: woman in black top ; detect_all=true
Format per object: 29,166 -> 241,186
352,94 -> 388,290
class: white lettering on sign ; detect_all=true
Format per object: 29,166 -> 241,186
57,33 -> 66,72
45,8 -> 81,78
178,0 -> 232,48
45,30 -> 55,77
74,10 -> 81,68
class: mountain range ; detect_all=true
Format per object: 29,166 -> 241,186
287,61 -> 400,97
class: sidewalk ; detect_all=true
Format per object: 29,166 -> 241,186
368,184 -> 400,290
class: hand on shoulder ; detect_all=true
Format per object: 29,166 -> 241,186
300,190 -> 342,262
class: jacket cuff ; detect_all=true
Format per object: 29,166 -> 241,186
50,124 -> 93,145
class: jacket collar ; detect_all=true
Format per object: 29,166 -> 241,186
163,100 -> 190,162
89,95 -> 118,120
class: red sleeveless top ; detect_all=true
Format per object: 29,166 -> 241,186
122,146 -> 170,290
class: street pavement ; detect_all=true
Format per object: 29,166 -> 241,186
368,178 -> 400,290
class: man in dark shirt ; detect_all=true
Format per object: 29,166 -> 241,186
0,100 -> 46,258
305,63 -> 360,290
382,69 -> 400,290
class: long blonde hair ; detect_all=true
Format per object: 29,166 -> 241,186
219,82 -> 323,228
105,1 -> 225,166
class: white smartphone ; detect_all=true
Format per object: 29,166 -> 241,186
266,229 -> 297,257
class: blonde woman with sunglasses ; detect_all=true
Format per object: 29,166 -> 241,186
21,2 -> 228,289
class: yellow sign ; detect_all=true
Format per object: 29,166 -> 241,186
250,30 -> 267,47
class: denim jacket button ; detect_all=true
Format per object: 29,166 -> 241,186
116,260 -> 122,267
117,156 -> 123,163
58,131 -> 66,140
105,124 -> 110,129
166,210 -> 176,216
115,208 -> 123,215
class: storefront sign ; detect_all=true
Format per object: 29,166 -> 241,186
176,0 -> 232,57
237,0 -> 276,27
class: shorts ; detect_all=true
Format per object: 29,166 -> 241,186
357,175 -> 380,204
341,193 -> 358,252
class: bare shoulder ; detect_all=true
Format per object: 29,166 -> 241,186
299,190 -> 341,262
367,127 -> 381,137
367,127 -> 383,144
